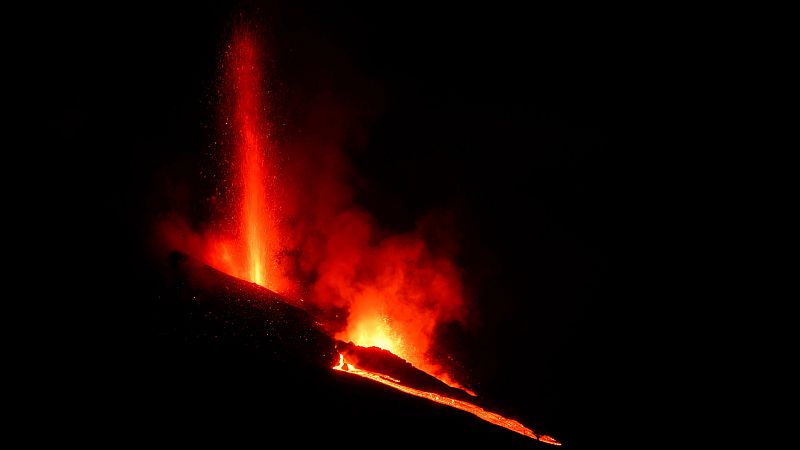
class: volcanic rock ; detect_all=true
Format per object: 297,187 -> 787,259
157,251 -> 338,369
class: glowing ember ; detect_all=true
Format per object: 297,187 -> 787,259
232,31 -> 271,288
333,354 -> 560,445
202,24 -> 291,294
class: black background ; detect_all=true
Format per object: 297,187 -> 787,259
36,0 -> 716,447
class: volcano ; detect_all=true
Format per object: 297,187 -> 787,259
42,1 -> 661,447
134,16 -> 568,447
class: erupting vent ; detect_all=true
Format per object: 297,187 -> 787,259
203,26 -> 290,293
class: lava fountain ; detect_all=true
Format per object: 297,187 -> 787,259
201,25 -> 291,294
232,31 -> 272,288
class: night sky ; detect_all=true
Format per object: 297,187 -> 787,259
39,1 -> 703,447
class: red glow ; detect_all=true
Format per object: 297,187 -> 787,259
158,22 -> 470,390
155,19 -> 566,427
321,231 -> 472,393
202,25 -> 291,294
153,21 -> 562,444
333,354 -> 560,445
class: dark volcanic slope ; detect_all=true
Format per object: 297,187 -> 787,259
156,251 -> 338,369
130,252 -> 557,448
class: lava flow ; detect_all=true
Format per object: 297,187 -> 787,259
333,354 -> 561,446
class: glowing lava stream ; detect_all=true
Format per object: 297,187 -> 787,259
229,27 -> 280,290
332,354 -> 561,446
341,314 -> 477,396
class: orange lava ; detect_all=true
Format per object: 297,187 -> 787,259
176,23 -> 474,398
159,24 -> 555,438
339,311 -> 476,396
233,32 -> 271,288
202,25 -> 290,294
320,233 -> 473,395
332,354 -> 560,445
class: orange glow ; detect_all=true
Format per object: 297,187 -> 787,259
323,234 -> 473,394
333,353 -> 345,370
338,309 -> 475,395
345,313 -> 404,356
200,25 -> 291,294
159,23 -> 475,397
157,20 -> 495,421
235,33 -> 269,287
333,354 -> 560,445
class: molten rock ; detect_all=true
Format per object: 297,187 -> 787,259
336,341 -> 477,402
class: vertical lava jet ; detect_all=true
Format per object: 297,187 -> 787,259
203,24 -> 292,294
233,32 -> 270,287
229,27 -> 274,289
